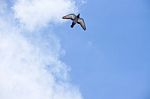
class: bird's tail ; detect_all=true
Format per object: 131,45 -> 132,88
71,24 -> 74,28
71,22 -> 75,28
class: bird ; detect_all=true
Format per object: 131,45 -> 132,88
62,13 -> 86,31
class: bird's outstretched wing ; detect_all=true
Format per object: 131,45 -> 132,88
62,14 -> 76,20
77,18 -> 86,30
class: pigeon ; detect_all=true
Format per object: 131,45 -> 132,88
62,13 -> 86,31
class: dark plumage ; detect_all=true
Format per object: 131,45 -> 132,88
62,13 -> 86,31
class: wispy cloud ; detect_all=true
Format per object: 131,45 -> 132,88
0,0 -> 82,99
13,0 -> 78,31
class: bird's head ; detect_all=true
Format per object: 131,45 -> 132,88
77,13 -> 80,18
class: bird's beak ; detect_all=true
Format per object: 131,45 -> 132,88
62,16 -> 65,19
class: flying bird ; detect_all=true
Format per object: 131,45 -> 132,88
62,13 -> 86,31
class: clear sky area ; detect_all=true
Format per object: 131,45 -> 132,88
57,0 -> 150,99
0,0 -> 149,99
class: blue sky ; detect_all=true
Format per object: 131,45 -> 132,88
0,0 -> 149,99
57,0 -> 150,99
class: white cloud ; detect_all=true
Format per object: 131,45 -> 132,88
13,0 -> 78,31
0,0 -> 83,99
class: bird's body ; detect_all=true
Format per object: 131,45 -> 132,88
62,14 -> 86,31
